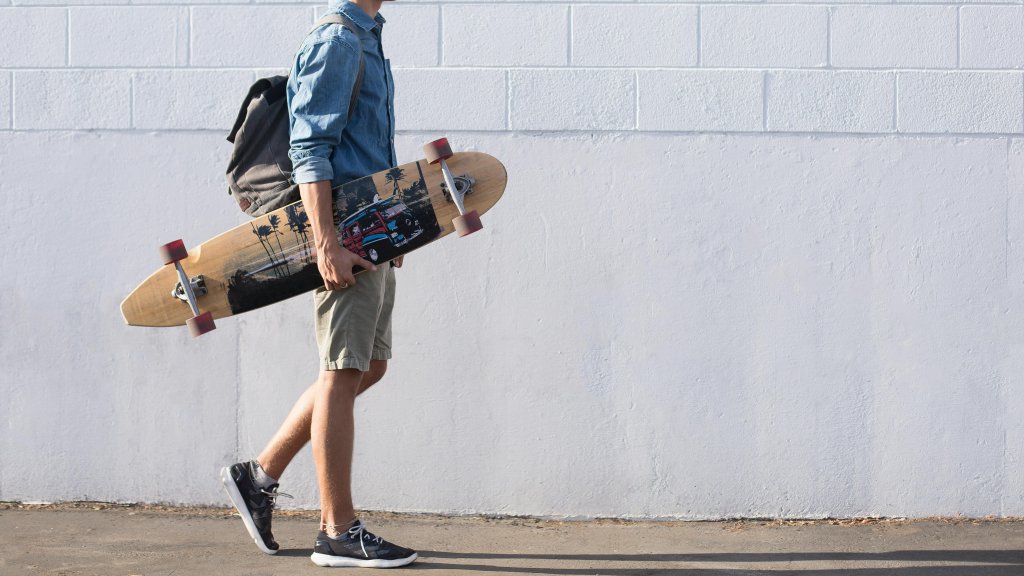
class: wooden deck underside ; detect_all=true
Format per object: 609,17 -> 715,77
121,152 -> 506,327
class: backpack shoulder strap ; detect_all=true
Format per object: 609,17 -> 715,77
310,14 -> 365,120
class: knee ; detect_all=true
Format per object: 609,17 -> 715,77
357,361 -> 387,396
320,369 -> 362,400
365,361 -> 388,387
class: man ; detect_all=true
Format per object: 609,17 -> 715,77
221,0 -> 417,568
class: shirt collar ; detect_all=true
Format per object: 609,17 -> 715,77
334,2 -> 385,31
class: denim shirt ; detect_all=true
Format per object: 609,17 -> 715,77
287,2 -> 397,187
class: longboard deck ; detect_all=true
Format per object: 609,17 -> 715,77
122,151 -> 506,327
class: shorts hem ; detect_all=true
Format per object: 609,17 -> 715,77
322,358 -> 369,372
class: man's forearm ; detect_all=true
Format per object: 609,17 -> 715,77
299,181 -> 338,251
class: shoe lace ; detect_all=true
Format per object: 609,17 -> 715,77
347,522 -> 383,558
260,487 -> 293,509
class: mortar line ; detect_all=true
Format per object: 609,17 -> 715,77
893,72 -> 899,132
826,6 -> 832,69
187,7 -> 192,66
696,7 -> 701,67
130,74 -> 135,129
763,71 -> 769,132
634,70 -> 640,130
956,7 -> 961,69
437,5 -> 443,66
568,5 -> 573,66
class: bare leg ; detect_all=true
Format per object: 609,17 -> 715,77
312,368 -> 361,534
255,360 -> 388,488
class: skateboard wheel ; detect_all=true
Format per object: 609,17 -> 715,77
186,311 -> 216,337
159,239 -> 188,265
454,210 -> 483,237
423,138 -> 453,165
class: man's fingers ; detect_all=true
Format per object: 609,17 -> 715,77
354,257 -> 377,273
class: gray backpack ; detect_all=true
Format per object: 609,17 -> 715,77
226,14 -> 364,217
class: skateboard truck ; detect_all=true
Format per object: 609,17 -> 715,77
423,138 -> 483,237
159,240 -> 216,337
440,175 -> 475,204
172,275 -> 208,302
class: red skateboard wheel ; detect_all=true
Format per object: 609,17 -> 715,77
159,239 -> 188,265
186,311 -> 216,337
423,138 -> 453,165
454,210 -> 483,237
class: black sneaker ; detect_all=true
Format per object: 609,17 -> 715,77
220,461 -> 291,555
310,520 -> 418,568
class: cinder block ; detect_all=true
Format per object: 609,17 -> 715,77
69,7 -> 188,67
898,71 -> 1023,133
509,70 -> 634,131
134,70 -> 254,131
0,8 -> 67,67
382,4 -> 440,67
961,7 -> 1024,69
831,6 -> 957,68
191,6 -> 315,68
443,5 -> 568,67
573,5 -> 698,67
702,6 -> 828,68
14,71 -> 131,130
0,73 -> 10,129
638,70 -> 761,132
767,71 -> 894,133
392,69 -> 505,131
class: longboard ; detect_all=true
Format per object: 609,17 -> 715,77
122,143 -> 506,335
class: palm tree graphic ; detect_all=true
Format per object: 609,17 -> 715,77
267,214 -> 290,274
285,205 -> 312,264
384,167 -> 406,200
251,223 -> 281,277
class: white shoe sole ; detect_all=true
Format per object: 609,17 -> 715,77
310,551 -> 418,568
220,466 -> 278,555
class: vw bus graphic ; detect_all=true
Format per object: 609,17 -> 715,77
340,195 -> 425,264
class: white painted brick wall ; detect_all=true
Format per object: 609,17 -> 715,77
638,70 -> 762,132
0,8 -> 67,67
190,6 -> 314,68
831,6 -> 958,68
379,3 -> 439,67
134,70 -> 255,130
701,6 -> 829,68
69,7 -> 189,68
2,1 -> 1023,518
898,71 -> 1024,133
960,7 -> 1024,70
14,70 -> 131,129
572,5 -> 698,68
510,69 -> 634,130
767,71 -> 894,133
443,5 -> 568,67
392,69 -> 506,131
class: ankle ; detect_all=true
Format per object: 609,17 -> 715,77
321,517 -> 358,538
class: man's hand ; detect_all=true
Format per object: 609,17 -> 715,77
298,180 -> 377,290
317,242 -> 376,290
393,255 -> 404,268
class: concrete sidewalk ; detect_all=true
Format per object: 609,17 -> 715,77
1,503 -> 1022,576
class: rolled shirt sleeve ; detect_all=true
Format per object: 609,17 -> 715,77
287,37 -> 361,185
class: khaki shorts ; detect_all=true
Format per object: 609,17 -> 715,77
313,264 -> 396,372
